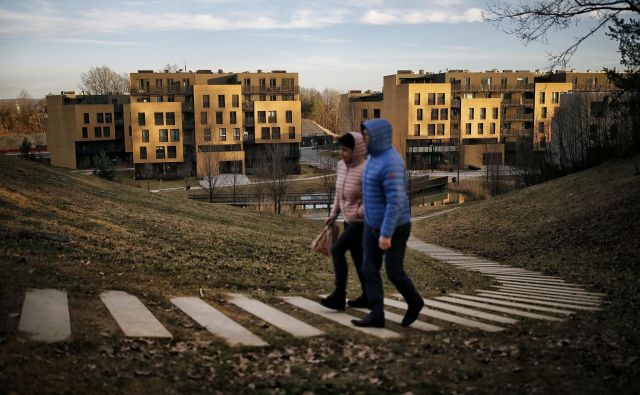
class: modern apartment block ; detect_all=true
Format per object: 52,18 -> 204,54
47,69 -> 302,177
338,90 -> 383,132
339,69 -> 614,168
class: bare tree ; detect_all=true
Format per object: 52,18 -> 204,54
197,149 -> 223,203
338,94 -> 362,133
163,63 -> 181,72
252,155 -> 269,211
483,1 -> 640,68
144,164 -> 154,191
79,66 -> 129,94
229,150 -> 244,206
262,143 -> 293,214
317,152 -> 338,214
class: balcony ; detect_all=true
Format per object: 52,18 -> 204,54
451,83 -> 535,93
132,85 -> 193,95
241,85 -> 300,95
502,99 -> 534,107
503,113 -> 534,122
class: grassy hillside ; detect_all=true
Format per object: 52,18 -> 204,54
1,155 -> 638,394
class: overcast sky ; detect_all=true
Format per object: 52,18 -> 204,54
0,0 -> 621,98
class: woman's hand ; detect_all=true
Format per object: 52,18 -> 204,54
325,216 -> 336,225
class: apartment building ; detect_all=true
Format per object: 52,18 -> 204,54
47,69 -> 302,177
338,90 -> 383,132
46,92 -> 130,169
339,69 -> 614,168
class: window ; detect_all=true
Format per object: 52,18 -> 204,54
289,126 -> 296,139
200,111 -> 207,125
270,78 -> 276,87
272,127 -> 281,139
218,95 -> 225,108
259,95 -> 266,101
204,128 -> 211,141
232,95 -> 239,107
230,111 -> 237,124
155,78 -> 162,89
374,109 -> 380,118
428,124 -> 435,136
468,108 -> 475,120
437,93 -> 445,105
261,127 -> 270,139
501,77 -> 507,88
465,123 -> 472,135
83,113 -> 89,124
155,96 -> 163,103
233,128 -> 240,140
94,126 -> 102,137
140,146 -> 147,159
286,110 -> 293,123
203,95 -> 210,108
138,112 -> 145,126
103,126 -> 110,137
414,93 -> 420,105
166,112 -> 175,125
244,78 -> 250,86
219,128 -> 227,141
270,95 -> 277,101
478,123 -> 484,134
170,129 -> 179,142
159,129 -> 169,142
552,92 -> 559,104
216,111 -> 223,124
167,146 -> 176,159
539,122 -> 545,133
437,124 -> 445,136
480,108 -> 486,120
154,112 -> 164,125
428,93 -> 435,105
105,113 -> 112,124
82,127 -> 88,138
431,108 -> 439,120
414,124 -> 420,136
417,108 -> 423,121
539,92 -> 545,104
492,108 -> 499,119
490,123 -> 496,134
259,78 -> 266,88
142,129 -> 149,142
268,111 -> 277,123
362,109 -> 368,119
541,107 -> 547,118
480,78 -> 491,89
156,146 -> 165,159
258,111 -> 266,123
440,108 -> 448,120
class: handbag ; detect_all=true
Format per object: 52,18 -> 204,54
310,223 -> 340,256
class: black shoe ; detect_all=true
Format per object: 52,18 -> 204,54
401,297 -> 424,327
319,293 -> 345,311
351,313 -> 385,328
347,295 -> 368,308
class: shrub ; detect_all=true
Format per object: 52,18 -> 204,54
94,150 -> 116,181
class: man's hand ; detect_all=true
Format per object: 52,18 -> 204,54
378,236 -> 392,251
325,217 -> 336,226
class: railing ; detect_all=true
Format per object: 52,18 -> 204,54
501,99 -> 534,106
502,114 -> 534,122
241,85 -> 300,95
451,83 -> 535,92
133,86 -> 193,95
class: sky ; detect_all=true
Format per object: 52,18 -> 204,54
0,0 -> 622,99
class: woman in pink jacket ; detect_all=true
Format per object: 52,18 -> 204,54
320,132 -> 368,310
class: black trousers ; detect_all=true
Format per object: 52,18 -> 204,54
362,222 -> 421,317
331,221 -> 366,297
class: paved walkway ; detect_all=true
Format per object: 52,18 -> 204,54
13,236 -> 603,345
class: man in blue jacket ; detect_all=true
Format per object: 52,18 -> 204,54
351,118 -> 424,328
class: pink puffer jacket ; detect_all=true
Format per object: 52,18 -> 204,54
329,131 -> 367,223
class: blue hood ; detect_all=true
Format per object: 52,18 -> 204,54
362,118 -> 392,156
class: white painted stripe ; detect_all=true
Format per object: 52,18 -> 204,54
384,298 -> 504,332
435,296 -> 562,321
101,291 -> 172,338
488,289 -> 600,306
422,299 -> 517,324
449,293 -> 574,315
496,285 -> 601,301
171,297 -> 267,346
228,294 -> 323,338
353,308 -> 440,332
282,296 -> 401,338
491,275 -> 566,282
492,288 -> 602,303
493,283 -> 603,296
497,278 -> 581,288
18,289 -> 71,342
478,290 -> 601,306
477,293 -> 600,311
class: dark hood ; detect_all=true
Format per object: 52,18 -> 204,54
348,131 -> 367,167
362,118 -> 392,156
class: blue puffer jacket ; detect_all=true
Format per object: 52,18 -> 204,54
361,119 -> 411,237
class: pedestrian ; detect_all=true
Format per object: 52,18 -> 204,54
319,132 -> 368,310
352,119 -> 424,328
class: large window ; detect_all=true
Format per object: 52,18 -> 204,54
159,129 -> 169,142
289,126 -> 296,139
492,108 -> 499,119
414,93 -> 420,105
374,109 -> 380,118
261,127 -> 270,139
83,113 -> 90,124
204,128 -> 211,141
428,124 -> 435,136
478,123 -> 484,134
272,127 -> 281,139
552,92 -> 559,104
233,128 -> 241,141
437,93 -> 445,105
286,110 -> 293,123
414,124 -> 420,136
140,146 -> 147,159
232,95 -> 239,108
468,108 -> 475,120
230,111 -> 237,124
94,126 -> 102,138
431,109 -> 439,120
428,93 -> 435,105
539,92 -> 545,104
417,108 -> 423,121
138,112 -> 145,126
154,112 -> 164,125
268,111 -> 277,123
167,146 -> 177,159
105,113 -> 112,124
142,129 -> 149,142
170,129 -> 179,142
166,112 -> 175,125
103,126 -> 110,137
465,123 -> 472,135
440,108 -> 448,120
216,111 -> 223,124
480,108 -> 486,120
203,95 -> 210,108
82,127 -> 88,138
218,95 -> 225,108
219,128 -> 227,141
97,113 -> 104,124
258,111 -> 266,123
156,146 -> 165,159
200,111 -> 207,125
437,124 -> 445,136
